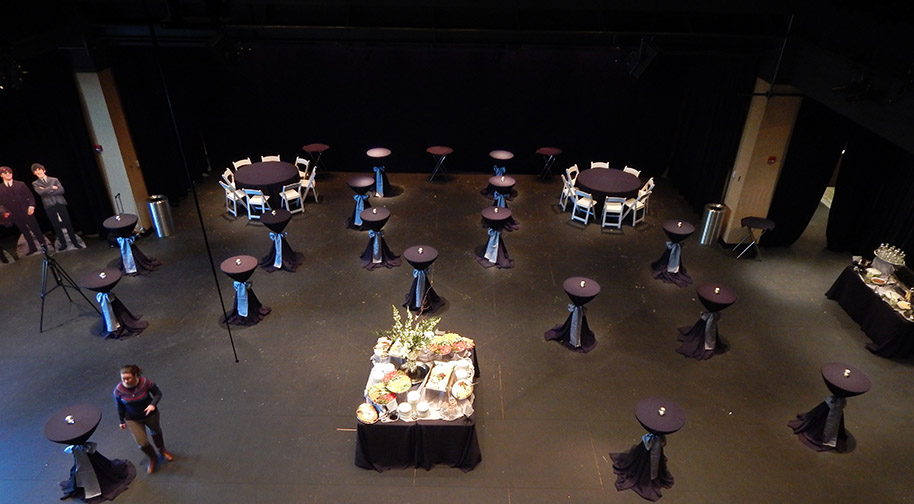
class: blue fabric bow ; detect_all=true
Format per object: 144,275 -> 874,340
413,268 -> 427,308
269,231 -> 286,268
641,432 -> 664,480
64,443 -> 101,499
116,236 -> 137,274
567,303 -> 585,348
95,292 -> 119,332
233,281 -> 251,317
372,165 -> 385,197
493,165 -> 506,176
493,192 -> 507,208
485,228 -> 500,263
353,194 -> 369,226
368,229 -> 384,262
666,241 -> 682,273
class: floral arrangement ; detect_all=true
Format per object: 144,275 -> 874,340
376,306 -> 440,363
426,332 -> 475,356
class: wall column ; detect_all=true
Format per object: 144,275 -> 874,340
721,78 -> 802,243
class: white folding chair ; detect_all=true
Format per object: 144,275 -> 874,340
243,188 -> 270,219
642,177 -> 655,192
570,189 -> 596,225
565,164 -> 579,186
601,196 -> 628,229
301,167 -> 319,203
558,174 -> 575,211
590,161 -> 610,169
625,190 -> 650,226
280,182 -> 304,214
261,155 -> 281,162
221,168 -> 234,185
218,181 -> 246,217
294,156 -> 311,181
623,166 -> 641,177
232,157 -> 252,169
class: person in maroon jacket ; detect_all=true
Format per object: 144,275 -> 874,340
113,365 -> 175,473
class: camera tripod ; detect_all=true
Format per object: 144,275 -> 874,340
39,246 -> 99,332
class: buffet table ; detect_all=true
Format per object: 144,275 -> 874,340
825,266 -> 914,358
354,330 -> 482,472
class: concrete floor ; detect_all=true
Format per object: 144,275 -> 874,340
1,171 -> 911,504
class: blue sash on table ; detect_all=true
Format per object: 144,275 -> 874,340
95,292 -> 120,332
64,443 -> 101,499
702,311 -> 719,350
641,433 -> 664,480
116,236 -> 136,274
666,241 -> 681,273
484,228 -> 500,263
493,165 -> 506,176
493,192 -> 507,208
413,269 -> 427,309
823,395 -> 847,447
233,281 -> 251,317
567,304 -> 585,348
269,231 -> 286,268
353,194 -> 369,226
372,165 -> 385,197
368,230 -> 384,263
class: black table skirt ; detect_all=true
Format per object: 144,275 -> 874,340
121,244 -> 162,276
787,401 -> 849,452
94,298 -> 149,340
544,312 -> 597,353
60,451 -> 135,503
359,236 -> 402,270
355,416 -> 482,472
650,248 -> 692,288
675,318 -> 727,360
222,289 -> 271,326
259,238 -> 304,273
826,266 -> 914,358
610,442 -> 674,502
403,277 -> 444,314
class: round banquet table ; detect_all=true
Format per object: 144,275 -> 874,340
427,146 -> 453,181
544,276 -> 600,352
346,175 -> 375,229
359,207 -> 401,270
45,404 -> 135,502
788,363 -> 872,452
259,209 -> 303,272
676,283 -> 736,360
233,161 -> 300,204
80,268 -> 149,339
103,214 -> 161,276
366,148 -> 392,197
536,146 -> 562,178
576,169 -> 642,212
476,206 -> 514,269
651,220 -> 695,287
402,245 -> 444,313
220,255 -> 271,326
611,398 -> 685,502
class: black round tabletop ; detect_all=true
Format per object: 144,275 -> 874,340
489,150 -> 514,161
536,146 -> 562,156
635,397 -> 685,435
220,255 -> 258,282
366,147 -> 391,159
488,175 -> 516,192
80,268 -> 122,293
348,175 -> 376,194
821,362 -> 872,397
563,276 -> 600,306
481,206 -> 512,224
403,245 -> 438,269
697,284 -> 736,312
427,146 -> 453,156
103,214 -> 138,237
576,169 -> 642,198
360,207 -> 390,231
302,143 -> 330,154
662,220 -> 696,243
260,208 -> 292,233
233,161 -> 299,189
44,404 -> 102,445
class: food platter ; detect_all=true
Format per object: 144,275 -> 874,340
356,403 -> 379,424
451,379 -> 473,400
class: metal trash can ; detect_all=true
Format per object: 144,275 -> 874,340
147,194 -> 175,238
698,203 -> 727,246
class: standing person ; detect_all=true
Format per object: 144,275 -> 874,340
0,165 -> 46,255
113,365 -> 175,474
31,163 -> 83,250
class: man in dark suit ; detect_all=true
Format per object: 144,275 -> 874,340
0,165 -> 45,255
31,163 -> 82,250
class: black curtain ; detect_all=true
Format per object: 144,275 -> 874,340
665,52 -> 759,214
762,99 -> 846,246
826,126 -> 914,257
0,50 -> 112,239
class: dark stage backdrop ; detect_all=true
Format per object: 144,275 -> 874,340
827,124 -> 914,257
763,99 -> 846,247
0,51 -> 112,240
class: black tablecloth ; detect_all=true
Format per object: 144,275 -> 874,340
233,161 -> 299,203
355,416 -> 482,472
826,266 -> 914,358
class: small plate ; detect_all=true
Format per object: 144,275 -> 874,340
871,277 -> 887,285
356,403 -> 379,424
451,379 -> 474,400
